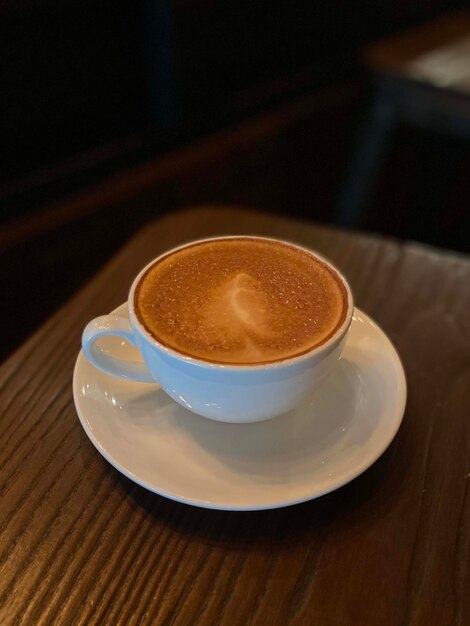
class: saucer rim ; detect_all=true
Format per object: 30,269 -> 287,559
73,304 -> 407,511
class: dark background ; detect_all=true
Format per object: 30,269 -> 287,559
1,0 -> 469,359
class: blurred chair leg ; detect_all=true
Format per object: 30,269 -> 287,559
142,0 -> 180,128
337,85 -> 398,226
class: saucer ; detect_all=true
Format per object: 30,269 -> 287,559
73,304 -> 406,511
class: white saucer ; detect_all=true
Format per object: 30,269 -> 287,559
73,304 -> 406,511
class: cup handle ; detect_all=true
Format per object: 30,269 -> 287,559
82,315 -> 156,383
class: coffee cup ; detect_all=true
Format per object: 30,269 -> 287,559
82,236 -> 353,423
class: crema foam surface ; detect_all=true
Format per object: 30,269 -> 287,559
134,238 -> 347,365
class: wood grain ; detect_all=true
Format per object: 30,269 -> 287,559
1,206 -> 470,625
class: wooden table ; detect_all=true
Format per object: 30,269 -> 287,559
1,206 -> 469,625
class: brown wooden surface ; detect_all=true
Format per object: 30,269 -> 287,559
1,206 -> 470,625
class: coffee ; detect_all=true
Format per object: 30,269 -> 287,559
134,237 -> 348,365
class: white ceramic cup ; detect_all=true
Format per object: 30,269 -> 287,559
82,236 -> 354,423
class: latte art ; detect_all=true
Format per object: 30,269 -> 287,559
134,238 -> 348,365
201,272 -> 278,361
221,272 -> 268,331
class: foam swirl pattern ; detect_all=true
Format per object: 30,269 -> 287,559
134,238 -> 347,365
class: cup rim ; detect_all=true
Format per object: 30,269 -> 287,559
128,235 -> 354,370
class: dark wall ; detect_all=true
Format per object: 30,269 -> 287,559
2,0 -> 466,195
1,0 -> 147,183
